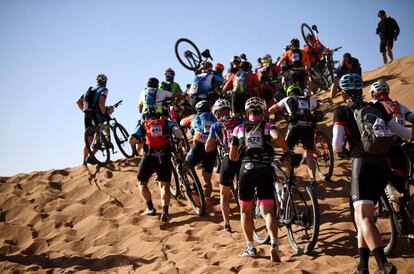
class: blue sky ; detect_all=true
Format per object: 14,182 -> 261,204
0,0 -> 413,176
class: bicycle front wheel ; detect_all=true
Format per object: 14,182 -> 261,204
301,23 -> 316,50
182,164 -> 205,216
309,67 -> 330,91
175,38 -> 202,71
113,123 -> 135,158
286,184 -> 320,255
314,130 -> 334,181
84,126 -> 111,165
253,192 -> 270,244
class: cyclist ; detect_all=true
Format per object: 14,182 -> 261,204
205,99 -> 243,232
277,38 -> 310,92
159,68 -> 187,122
376,10 -> 400,64
303,34 -> 328,71
76,74 -> 110,165
138,77 -> 173,116
330,53 -> 361,98
223,61 -> 259,117
180,100 -> 217,205
135,107 -> 184,223
188,61 -> 217,112
256,54 -> 282,107
332,73 -> 410,274
213,63 -> 225,85
224,55 -> 242,82
230,97 -> 289,262
269,84 -> 319,186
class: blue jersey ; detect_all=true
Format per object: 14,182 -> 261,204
188,73 -> 214,98
190,112 -> 217,143
209,116 -> 244,150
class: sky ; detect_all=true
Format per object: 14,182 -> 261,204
0,0 -> 413,176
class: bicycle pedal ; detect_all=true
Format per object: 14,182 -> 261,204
405,234 -> 414,239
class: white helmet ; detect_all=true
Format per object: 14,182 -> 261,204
245,97 -> 266,112
96,74 -> 108,84
261,54 -> 272,63
212,99 -> 231,114
370,80 -> 390,95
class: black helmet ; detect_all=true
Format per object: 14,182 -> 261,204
195,100 -> 210,114
147,77 -> 159,88
240,61 -> 252,72
290,38 -> 300,48
143,106 -> 159,119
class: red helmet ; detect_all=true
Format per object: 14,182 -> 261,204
200,61 -> 213,71
214,63 -> 224,72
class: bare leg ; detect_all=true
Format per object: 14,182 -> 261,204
220,185 -> 231,227
330,78 -> 339,99
159,181 -> 170,208
387,46 -> 394,62
202,171 -> 213,198
240,204 -> 254,243
354,203 -> 383,249
382,52 -> 388,64
304,150 -> 317,182
260,203 -> 278,240
138,181 -> 152,202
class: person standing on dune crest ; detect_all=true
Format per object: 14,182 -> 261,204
376,10 -> 400,64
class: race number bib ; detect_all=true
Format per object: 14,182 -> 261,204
204,121 -> 213,133
373,118 -> 393,138
292,52 -> 300,62
199,134 -> 208,143
150,125 -> 163,137
246,130 -> 263,149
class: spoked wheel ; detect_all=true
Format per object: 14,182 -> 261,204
253,192 -> 271,244
84,126 -> 111,166
314,130 -> 334,181
374,194 -> 398,255
301,23 -> 316,50
231,179 -> 239,208
169,161 -> 181,198
309,67 -> 330,91
286,184 -> 320,255
113,123 -> 135,158
175,38 -> 202,71
182,164 -> 205,216
181,128 -> 191,152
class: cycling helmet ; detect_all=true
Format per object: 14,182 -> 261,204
245,97 -> 266,113
212,99 -> 231,114
165,68 -> 175,76
97,74 -> 108,84
231,56 -> 242,63
200,61 -> 213,71
195,100 -> 211,114
290,38 -> 300,48
370,80 -> 390,95
286,83 -> 302,96
214,63 -> 224,72
240,61 -> 252,72
261,54 -> 272,63
147,77 -> 159,88
283,45 -> 291,51
339,73 -> 363,91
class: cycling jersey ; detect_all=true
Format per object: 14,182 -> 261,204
159,81 -> 182,97
189,73 -> 214,98
138,88 -> 173,114
276,96 -> 318,126
209,116 -> 244,153
226,72 -> 259,95
181,112 -> 217,144
303,41 -> 326,65
256,64 -> 280,82
279,49 -> 310,71
132,119 -> 175,152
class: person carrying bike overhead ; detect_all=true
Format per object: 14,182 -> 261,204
205,99 -> 244,232
188,61 -> 218,112
76,74 -> 110,165
330,53 -> 361,98
138,77 -> 174,117
269,83 -> 320,187
331,73 -> 410,274
230,97 -> 289,262
303,34 -> 328,71
159,68 -> 187,121
135,107 -> 184,223
256,54 -> 282,106
180,100 -> 217,205
277,38 -> 310,92
213,63 -> 225,85
223,61 -> 259,118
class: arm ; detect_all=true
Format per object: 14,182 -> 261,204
387,119 -> 411,141
229,143 -> 239,161
332,124 -> 345,152
393,18 -> 400,38
180,114 -> 194,127
205,138 -> 217,153
99,94 -> 107,114
270,128 -> 289,152
222,76 -> 233,93
76,95 -> 84,111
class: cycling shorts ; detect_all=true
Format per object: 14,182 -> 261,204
350,155 -> 391,204
185,142 -> 216,173
84,111 -> 103,129
219,155 -> 241,187
137,149 -> 173,183
286,124 -> 315,150
380,38 -> 394,52
231,92 -> 249,117
238,162 -> 275,203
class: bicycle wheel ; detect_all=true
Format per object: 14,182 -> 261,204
253,191 -> 271,244
175,38 -> 202,71
375,194 -> 398,255
231,179 -> 239,207
113,123 -> 135,158
169,163 -> 180,198
301,23 -> 316,50
182,164 -> 205,216
309,67 -> 330,91
286,184 -> 320,255
84,126 -> 111,165
314,130 -> 334,181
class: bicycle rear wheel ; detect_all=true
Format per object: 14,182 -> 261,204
253,191 -> 271,244
175,38 -> 202,71
113,123 -> 135,158
84,126 -> 111,165
286,184 -> 320,255
169,164 -> 180,198
375,193 -> 398,255
309,67 -> 329,91
301,23 -> 316,50
314,130 -> 334,181
182,164 -> 205,216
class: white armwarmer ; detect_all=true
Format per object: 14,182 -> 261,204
387,118 -> 411,141
332,124 -> 345,152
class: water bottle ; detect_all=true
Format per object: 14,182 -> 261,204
281,186 -> 288,203
275,182 -> 283,202
385,184 -> 401,212
102,124 -> 110,138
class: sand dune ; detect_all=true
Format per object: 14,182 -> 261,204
0,55 -> 413,273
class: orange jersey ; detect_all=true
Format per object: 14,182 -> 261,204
280,49 -> 310,71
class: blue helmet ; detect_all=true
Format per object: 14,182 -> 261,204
339,73 -> 363,91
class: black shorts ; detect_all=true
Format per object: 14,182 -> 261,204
219,155 -> 241,187
231,92 -> 249,116
380,38 -> 394,52
185,142 -> 217,173
238,162 -> 275,202
137,149 -> 173,182
84,112 -> 103,129
288,70 -> 306,91
350,155 -> 391,204
286,125 -> 315,151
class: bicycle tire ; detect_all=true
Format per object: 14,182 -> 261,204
181,127 -> 191,152
309,67 -> 330,91
253,191 -> 271,244
182,164 -> 205,216
113,123 -> 135,158
84,126 -> 111,166
175,38 -> 202,71
301,23 -> 316,50
169,164 -> 180,198
231,180 -> 239,207
314,130 -> 334,181
286,184 -> 320,255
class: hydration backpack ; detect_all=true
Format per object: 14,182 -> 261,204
189,73 -> 211,96
353,103 -> 394,155
83,86 -> 96,111
232,71 -> 249,93
290,48 -> 303,68
286,96 -> 314,126
144,118 -> 168,150
194,112 -> 214,143
145,88 -> 158,107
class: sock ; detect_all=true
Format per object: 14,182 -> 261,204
372,247 -> 387,269
162,205 -> 169,214
358,248 -> 370,270
270,238 -> 279,248
146,200 -> 154,210
247,241 -> 255,250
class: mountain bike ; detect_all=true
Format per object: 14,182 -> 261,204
84,100 -> 135,165
214,145 -> 239,207
253,153 -> 320,255
349,141 -> 414,255
175,38 -> 213,73
313,111 -> 334,181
